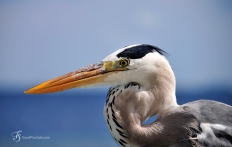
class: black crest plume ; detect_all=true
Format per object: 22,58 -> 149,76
117,44 -> 167,59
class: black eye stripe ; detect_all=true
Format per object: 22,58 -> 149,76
117,44 -> 167,59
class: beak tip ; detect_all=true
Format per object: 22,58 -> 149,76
24,89 -> 33,94
24,90 -> 29,94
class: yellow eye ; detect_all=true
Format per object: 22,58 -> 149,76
119,59 -> 129,67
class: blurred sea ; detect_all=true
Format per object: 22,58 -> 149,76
0,87 -> 232,147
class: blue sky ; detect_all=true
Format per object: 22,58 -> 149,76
1,1 -> 232,90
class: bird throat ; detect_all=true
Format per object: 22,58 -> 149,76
103,80 -> 177,147
103,82 -> 141,147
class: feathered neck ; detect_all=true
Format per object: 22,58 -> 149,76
109,58 -> 178,146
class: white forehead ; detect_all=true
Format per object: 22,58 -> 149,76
102,44 -> 142,61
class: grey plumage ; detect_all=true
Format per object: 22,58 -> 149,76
158,100 -> 232,147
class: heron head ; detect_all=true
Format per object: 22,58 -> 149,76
25,44 -> 173,94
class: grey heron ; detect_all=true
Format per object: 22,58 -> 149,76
25,44 -> 232,147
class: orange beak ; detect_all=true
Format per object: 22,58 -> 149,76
24,62 -> 113,94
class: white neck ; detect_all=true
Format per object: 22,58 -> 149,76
103,57 -> 178,146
